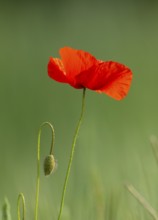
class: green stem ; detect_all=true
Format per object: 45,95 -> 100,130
34,122 -> 55,220
57,88 -> 86,220
17,193 -> 26,220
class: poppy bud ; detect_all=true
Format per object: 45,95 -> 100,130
43,154 -> 56,176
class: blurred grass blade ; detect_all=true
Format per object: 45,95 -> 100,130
2,198 -> 12,220
92,173 -> 105,220
17,193 -> 26,220
150,135 -> 158,165
125,183 -> 158,220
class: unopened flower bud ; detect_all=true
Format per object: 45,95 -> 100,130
44,154 -> 56,176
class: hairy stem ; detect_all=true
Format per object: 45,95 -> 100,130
34,122 -> 55,220
57,88 -> 86,220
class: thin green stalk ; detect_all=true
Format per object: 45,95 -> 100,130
57,88 -> 86,220
17,193 -> 26,220
34,122 -> 55,220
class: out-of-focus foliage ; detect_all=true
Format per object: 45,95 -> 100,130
0,0 -> 158,219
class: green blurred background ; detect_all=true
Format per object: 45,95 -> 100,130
1,0 -> 158,219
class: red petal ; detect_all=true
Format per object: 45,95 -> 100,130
48,57 -> 68,83
77,61 -> 132,100
59,47 -> 98,79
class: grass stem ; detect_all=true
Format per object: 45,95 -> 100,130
17,193 -> 26,220
125,183 -> 158,220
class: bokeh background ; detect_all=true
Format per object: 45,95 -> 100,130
1,0 -> 158,219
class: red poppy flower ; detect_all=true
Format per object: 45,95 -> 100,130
48,47 -> 132,100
